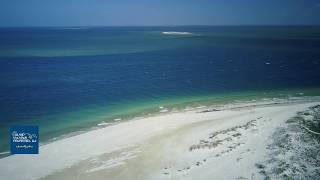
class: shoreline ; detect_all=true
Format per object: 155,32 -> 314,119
0,98 -> 319,179
18,95 -> 320,151
1,88 -> 319,155
43,95 -> 320,143
0,96 -> 318,156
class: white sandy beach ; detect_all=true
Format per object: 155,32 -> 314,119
0,99 -> 319,180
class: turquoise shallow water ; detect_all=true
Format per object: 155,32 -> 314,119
0,26 -> 320,153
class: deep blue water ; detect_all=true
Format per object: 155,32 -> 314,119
1,26 -> 320,152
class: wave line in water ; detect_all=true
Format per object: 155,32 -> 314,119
162,31 -> 194,35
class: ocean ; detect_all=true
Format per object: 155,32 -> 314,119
0,26 -> 320,154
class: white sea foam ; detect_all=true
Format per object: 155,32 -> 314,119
159,106 -> 170,113
196,106 -> 207,109
61,27 -> 88,30
159,109 -> 169,113
97,121 -> 111,126
113,118 -> 122,121
162,31 -> 193,35
184,106 -> 195,111
0,151 -> 9,155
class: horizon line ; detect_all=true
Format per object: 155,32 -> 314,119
1,24 -> 320,28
